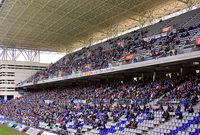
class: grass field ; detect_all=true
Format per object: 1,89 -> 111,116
0,124 -> 27,135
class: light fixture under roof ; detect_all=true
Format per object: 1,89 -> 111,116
193,62 -> 199,65
0,0 -> 5,7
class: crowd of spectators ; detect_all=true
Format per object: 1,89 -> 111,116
6,8 -> 200,135
1,73 -> 199,134
20,22 -> 200,84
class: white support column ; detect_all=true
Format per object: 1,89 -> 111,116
153,71 -> 156,81
180,67 -> 183,76
4,95 -> 7,101
0,47 -> 40,62
141,73 -> 144,81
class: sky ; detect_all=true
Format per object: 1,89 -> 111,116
40,51 -> 66,64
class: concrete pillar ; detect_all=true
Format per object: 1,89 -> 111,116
141,73 -> 144,82
180,67 -> 183,76
153,71 -> 156,81
4,95 -> 7,101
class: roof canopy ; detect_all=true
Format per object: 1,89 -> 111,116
0,0 -> 199,52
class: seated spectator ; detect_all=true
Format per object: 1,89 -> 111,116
162,110 -> 170,121
127,119 -> 137,129
183,98 -> 189,112
113,115 -> 119,122
175,105 -> 181,116
167,104 -> 174,112
99,122 -> 106,130
191,94 -> 198,105
176,111 -> 183,120
199,109 -> 200,116
158,104 -> 164,112
147,112 -> 154,120
188,105 -> 194,113
129,111 -> 135,119
77,127 -> 82,135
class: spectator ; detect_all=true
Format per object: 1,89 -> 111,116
175,104 -> 181,117
183,98 -> 189,112
188,104 -> 194,113
127,119 -> 137,129
147,112 -> 154,120
0,73 -> 199,132
162,110 -> 170,121
176,111 -> 183,120
167,104 -> 174,112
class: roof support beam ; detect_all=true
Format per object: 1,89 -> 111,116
177,0 -> 199,6
73,0 -> 152,38
0,46 -> 40,62
177,0 -> 189,4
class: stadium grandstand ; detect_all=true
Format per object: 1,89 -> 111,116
0,0 -> 200,135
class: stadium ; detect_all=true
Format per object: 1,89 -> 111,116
0,0 -> 200,135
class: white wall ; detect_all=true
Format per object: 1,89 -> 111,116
0,60 -> 48,99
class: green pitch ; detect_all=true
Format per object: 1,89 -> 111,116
0,124 -> 27,135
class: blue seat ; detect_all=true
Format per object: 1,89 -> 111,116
110,126 -> 115,129
177,126 -> 184,131
195,128 -> 200,133
100,130 -> 108,135
122,121 -> 126,124
119,127 -> 124,131
189,132 -> 194,135
127,118 -> 132,121
116,123 -> 120,126
183,123 -> 190,128
196,116 -> 200,121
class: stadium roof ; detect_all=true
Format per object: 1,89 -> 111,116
0,0 -> 199,52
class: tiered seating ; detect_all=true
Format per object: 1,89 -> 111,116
86,112 -> 159,135
147,8 -> 200,36
18,8 -> 200,85
0,115 -> 5,124
148,110 -> 200,135
84,105 -> 200,135
26,127 -> 42,135
15,123 -> 28,132
41,131 -> 58,135
182,10 -> 200,28
1,7 -> 200,135
1,73 -> 200,135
